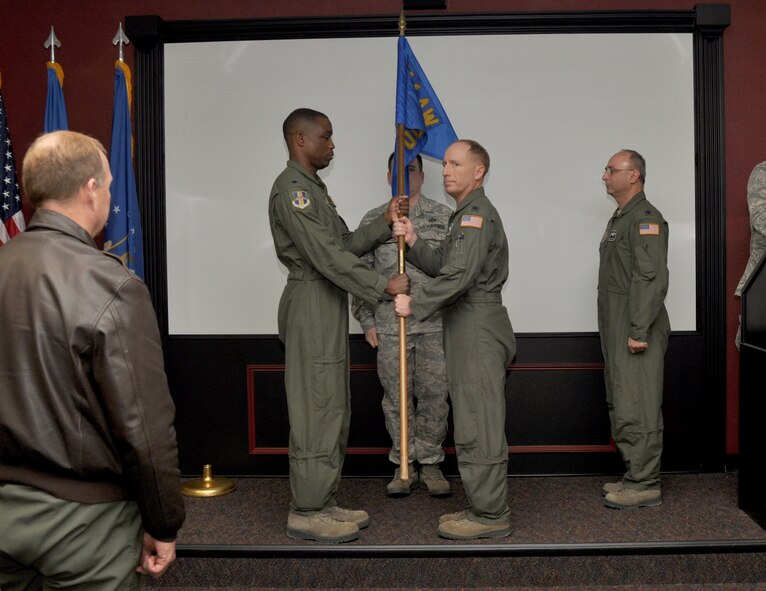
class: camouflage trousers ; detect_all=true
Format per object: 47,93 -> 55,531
377,332 -> 449,466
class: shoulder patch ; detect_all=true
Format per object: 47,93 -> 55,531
460,214 -> 484,229
638,222 -> 660,236
291,191 -> 311,210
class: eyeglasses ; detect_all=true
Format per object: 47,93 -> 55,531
603,166 -> 635,176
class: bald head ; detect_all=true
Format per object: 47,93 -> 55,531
459,139 -> 490,178
23,131 -> 108,208
602,149 -> 646,207
442,139 -> 490,203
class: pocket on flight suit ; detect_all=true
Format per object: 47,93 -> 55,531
450,233 -> 467,270
634,244 -> 657,281
310,358 -> 347,456
311,358 -> 346,411
612,348 -> 643,434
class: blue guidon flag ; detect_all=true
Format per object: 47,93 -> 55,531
392,36 -> 458,196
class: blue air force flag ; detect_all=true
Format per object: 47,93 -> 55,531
104,61 -> 144,279
44,62 -> 68,133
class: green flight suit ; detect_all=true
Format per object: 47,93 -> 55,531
269,160 -> 390,514
407,187 -> 515,524
597,191 -> 670,491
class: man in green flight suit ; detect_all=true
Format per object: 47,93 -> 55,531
394,140 -> 516,540
269,108 -> 409,543
598,149 -> 670,509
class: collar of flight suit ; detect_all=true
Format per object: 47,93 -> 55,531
286,159 -> 327,192
453,186 -> 487,218
614,190 -> 647,219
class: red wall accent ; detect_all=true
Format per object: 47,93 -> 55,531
2,0 -> 763,454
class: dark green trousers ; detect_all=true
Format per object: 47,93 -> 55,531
279,278 -> 351,513
0,483 -> 142,590
444,300 -> 515,524
599,293 -> 670,490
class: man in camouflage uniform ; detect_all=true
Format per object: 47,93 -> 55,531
269,108 -> 409,543
352,154 -> 452,497
394,140 -> 516,540
598,149 -> 670,510
735,161 -> 766,348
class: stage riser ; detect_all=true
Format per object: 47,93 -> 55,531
145,553 -> 766,588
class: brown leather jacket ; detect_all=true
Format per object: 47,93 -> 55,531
0,210 -> 185,541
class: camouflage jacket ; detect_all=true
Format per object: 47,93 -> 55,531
352,195 -> 452,334
736,161 -> 766,296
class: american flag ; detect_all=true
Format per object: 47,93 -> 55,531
460,214 -> 484,230
639,222 -> 660,236
0,79 -> 25,246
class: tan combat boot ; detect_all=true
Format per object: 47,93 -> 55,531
327,506 -> 370,529
386,463 -> 416,496
419,464 -> 451,497
286,511 -> 360,542
438,509 -> 468,524
601,479 -> 624,496
438,516 -> 512,540
603,488 -> 662,509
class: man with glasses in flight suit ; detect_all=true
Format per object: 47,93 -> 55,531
598,149 -> 670,509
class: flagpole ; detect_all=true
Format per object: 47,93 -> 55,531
44,27 -> 60,63
396,8 -> 410,482
43,27 -> 68,133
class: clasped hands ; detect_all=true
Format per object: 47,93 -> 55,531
385,195 -> 419,318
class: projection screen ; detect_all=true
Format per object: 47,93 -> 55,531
163,33 -> 695,335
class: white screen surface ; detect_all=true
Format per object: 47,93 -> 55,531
164,33 -> 695,335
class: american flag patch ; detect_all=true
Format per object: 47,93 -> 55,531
639,223 -> 660,236
460,214 -> 483,229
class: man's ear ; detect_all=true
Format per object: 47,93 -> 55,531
83,178 -> 99,211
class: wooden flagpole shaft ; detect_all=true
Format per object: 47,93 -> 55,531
396,122 -> 409,481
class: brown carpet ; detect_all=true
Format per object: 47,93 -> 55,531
176,473 -> 765,546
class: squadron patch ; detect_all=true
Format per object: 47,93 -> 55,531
460,214 -> 484,229
291,191 -> 311,209
639,223 -> 660,236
